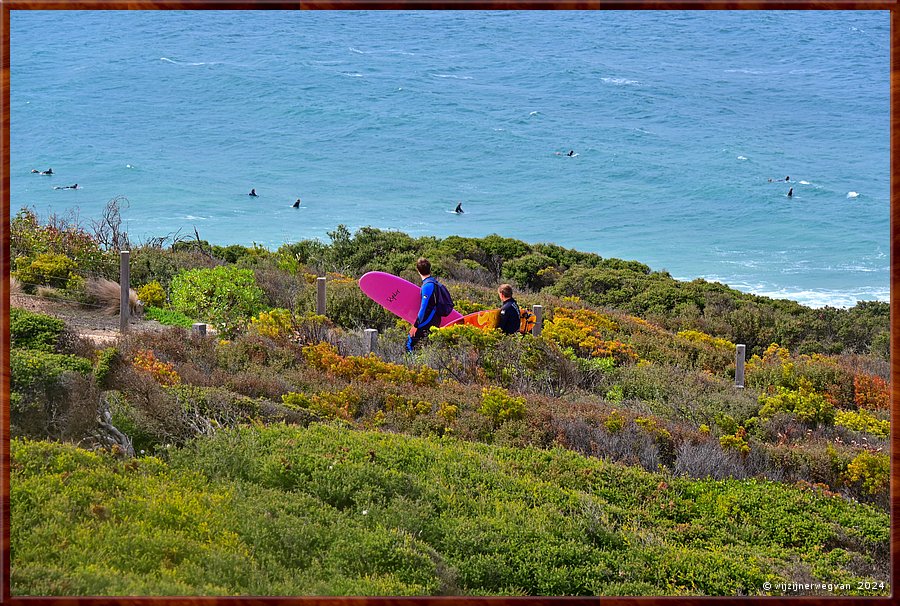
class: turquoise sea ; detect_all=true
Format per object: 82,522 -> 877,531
9,10 -> 889,308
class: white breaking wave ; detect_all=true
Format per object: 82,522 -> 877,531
601,77 -> 640,85
737,155 -> 748,160
698,275 -> 888,308
432,74 -> 473,80
724,68 -> 769,75
160,57 -> 215,66
349,47 -> 414,56
847,191 -> 860,198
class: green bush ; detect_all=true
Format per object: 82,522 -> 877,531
479,386 -> 526,427
429,324 -> 503,351
10,350 -> 94,440
107,392 -> 160,454
10,307 -> 65,352
14,253 -> 77,291
10,349 -> 92,395
169,266 -> 266,336
129,246 -> 217,290
501,253 -> 558,290
93,347 -> 119,387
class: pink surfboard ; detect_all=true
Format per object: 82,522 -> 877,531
358,271 -> 463,327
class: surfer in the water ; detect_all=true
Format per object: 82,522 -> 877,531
454,202 -> 464,214
54,184 -> 78,190
768,175 -> 790,182
787,187 -> 793,198
32,168 -> 53,175
293,198 -> 301,208
406,257 -> 449,352
567,150 -> 575,157
497,284 -> 521,335
249,189 -> 258,197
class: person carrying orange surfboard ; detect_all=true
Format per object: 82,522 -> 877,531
497,284 -> 521,335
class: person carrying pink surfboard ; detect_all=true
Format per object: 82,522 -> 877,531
406,257 -> 454,352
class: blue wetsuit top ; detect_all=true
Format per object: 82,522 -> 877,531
415,277 -> 437,327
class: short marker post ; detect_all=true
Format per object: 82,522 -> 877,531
317,277 -> 327,316
532,304 -> 543,337
364,328 -> 378,354
735,344 -> 746,388
119,251 -> 130,333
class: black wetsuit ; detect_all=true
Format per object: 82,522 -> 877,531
498,297 -> 521,335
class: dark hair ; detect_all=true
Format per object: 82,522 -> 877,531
498,283 -> 513,298
416,257 -> 432,276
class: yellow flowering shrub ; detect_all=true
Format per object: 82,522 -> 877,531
758,378 -> 834,425
676,329 -> 735,352
249,308 -> 294,341
543,310 -> 637,365
136,281 -> 166,309
719,427 -> 750,456
437,401 -> 458,423
281,387 -> 361,421
302,342 -> 438,386
553,307 -> 619,332
834,410 -> 890,438
845,451 -> 889,496
385,394 -> 432,419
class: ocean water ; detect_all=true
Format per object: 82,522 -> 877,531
10,10 -> 889,308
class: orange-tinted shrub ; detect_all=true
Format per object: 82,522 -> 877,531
132,349 -> 180,386
854,374 -> 889,410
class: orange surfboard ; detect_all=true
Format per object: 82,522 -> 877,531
443,308 -> 500,330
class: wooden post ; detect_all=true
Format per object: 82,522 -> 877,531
532,304 -> 543,336
364,328 -> 378,354
192,323 -> 207,336
317,276 -> 327,316
735,344 -> 746,388
119,251 -> 130,333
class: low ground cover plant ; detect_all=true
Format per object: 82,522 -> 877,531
11,425 -> 890,596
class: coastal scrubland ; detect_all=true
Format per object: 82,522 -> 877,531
8,206 -> 891,596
